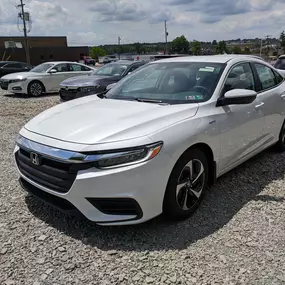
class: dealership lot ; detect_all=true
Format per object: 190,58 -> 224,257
0,90 -> 284,284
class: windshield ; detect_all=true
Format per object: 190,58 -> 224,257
106,62 -> 225,104
93,63 -> 128,76
30,63 -> 55,73
274,58 -> 285,70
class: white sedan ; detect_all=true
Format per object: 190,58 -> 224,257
14,55 -> 285,225
0,61 -> 95,96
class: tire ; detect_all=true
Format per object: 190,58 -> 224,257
28,81 -> 44,97
275,120 -> 285,152
163,148 -> 209,221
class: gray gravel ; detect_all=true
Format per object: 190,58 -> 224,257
0,90 -> 284,285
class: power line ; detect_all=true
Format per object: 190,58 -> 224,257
16,0 -> 30,64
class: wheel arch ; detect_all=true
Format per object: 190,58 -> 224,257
28,80 -> 46,93
174,142 -> 217,187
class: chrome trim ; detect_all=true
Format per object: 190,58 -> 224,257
16,135 -> 162,165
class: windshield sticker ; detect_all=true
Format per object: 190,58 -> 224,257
186,95 -> 203,100
205,66 -> 215,71
198,68 -> 214,72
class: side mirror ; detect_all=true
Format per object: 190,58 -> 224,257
216,89 -> 257,107
49,69 -> 57,74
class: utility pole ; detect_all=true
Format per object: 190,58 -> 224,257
164,20 -> 168,55
17,0 -> 30,64
118,36 -> 121,60
265,34 -> 271,60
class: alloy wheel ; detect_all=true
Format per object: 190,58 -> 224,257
30,83 -> 43,96
176,159 -> 205,210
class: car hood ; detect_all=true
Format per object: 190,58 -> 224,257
24,96 -> 199,145
1,72 -> 42,79
60,75 -> 118,87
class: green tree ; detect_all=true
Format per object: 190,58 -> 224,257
134,42 -> 142,54
212,40 -> 217,46
243,47 -> 251,54
172,35 -> 189,54
216,41 -> 227,54
232,46 -> 242,54
280,31 -> 285,53
89,46 -> 107,60
191,40 -> 201,55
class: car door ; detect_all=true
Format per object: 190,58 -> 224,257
252,62 -> 285,143
218,62 -> 266,173
68,63 -> 93,78
49,63 -> 70,90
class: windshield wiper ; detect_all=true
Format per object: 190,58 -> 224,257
97,90 -> 109,99
134,98 -> 169,105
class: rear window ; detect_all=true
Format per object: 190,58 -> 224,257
274,58 -> 285,70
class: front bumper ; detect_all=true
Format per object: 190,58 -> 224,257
14,139 -> 173,226
59,86 -> 106,101
0,80 -> 28,94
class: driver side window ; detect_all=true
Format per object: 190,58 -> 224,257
224,63 -> 255,94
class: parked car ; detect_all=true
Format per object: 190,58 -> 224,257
14,55 -> 285,226
0,61 -> 33,77
59,60 -> 146,101
102,55 -> 118,64
81,56 -> 95,65
0,61 -> 95,96
274,55 -> 285,75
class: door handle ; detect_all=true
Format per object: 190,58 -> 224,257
281,94 -> 285,99
255,102 -> 264,109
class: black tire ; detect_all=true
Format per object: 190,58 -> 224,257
28,81 -> 45,97
163,148 -> 209,221
275,120 -> 285,152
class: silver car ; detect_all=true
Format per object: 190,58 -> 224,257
14,55 -> 285,225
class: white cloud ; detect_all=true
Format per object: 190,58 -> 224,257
0,0 -> 284,44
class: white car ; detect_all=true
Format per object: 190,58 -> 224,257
14,55 -> 285,226
0,61 -> 95,96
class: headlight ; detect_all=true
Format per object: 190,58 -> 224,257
10,78 -> 27,83
93,142 -> 163,169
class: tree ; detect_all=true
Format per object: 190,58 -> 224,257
171,35 -> 189,54
89,46 -> 107,60
216,41 -> 227,54
191,40 -> 201,55
280,31 -> 285,53
134,42 -> 142,54
212,40 -> 217,46
243,47 -> 251,54
232,46 -> 242,54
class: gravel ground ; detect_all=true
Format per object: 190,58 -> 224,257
0,90 -> 284,285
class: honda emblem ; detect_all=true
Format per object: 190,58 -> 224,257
30,152 -> 40,165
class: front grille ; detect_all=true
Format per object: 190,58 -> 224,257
59,89 -> 78,101
0,80 -> 9,90
15,148 -> 79,193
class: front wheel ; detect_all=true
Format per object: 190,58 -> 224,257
275,120 -> 285,152
28,81 -> 44,97
163,149 -> 209,221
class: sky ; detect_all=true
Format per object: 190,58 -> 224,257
0,0 -> 285,46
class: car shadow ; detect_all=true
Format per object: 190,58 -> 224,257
3,92 -> 59,99
25,149 -> 285,251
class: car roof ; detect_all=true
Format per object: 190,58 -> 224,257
0,61 -> 28,64
44,61 -> 84,64
152,54 -> 264,64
